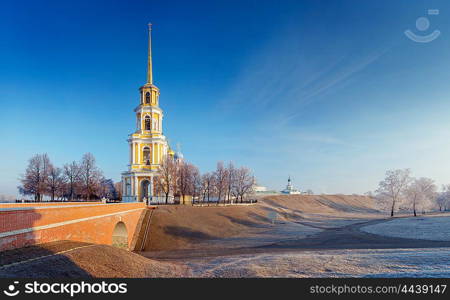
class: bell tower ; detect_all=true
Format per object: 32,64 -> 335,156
121,23 -> 169,203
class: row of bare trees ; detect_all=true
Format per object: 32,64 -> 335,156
374,168 -> 448,217
198,161 -> 256,204
18,153 -> 118,201
154,157 -> 256,204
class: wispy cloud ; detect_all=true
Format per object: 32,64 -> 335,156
218,29 -> 390,126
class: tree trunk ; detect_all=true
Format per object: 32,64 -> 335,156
390,199 -> 395,217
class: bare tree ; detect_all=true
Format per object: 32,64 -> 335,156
417,178 -> 436,214
191,165 -> 202,204
436,184 -> 450,211
18,154 -> 51,201
404,177 -> 437,216
79,153 -> 102,201
155,155 -> 177,204
63,161 -> 81,201
404,177 -> 436,216
201,172 -> 214,203
364,191 -> 374,197
178,161 -> 196,204
305,189 -> 314,195
225,162 -> 235,203
114,181 -> 123,200
99,178 -> 117,199
233,167 -> 256,203
47,165 -> 64,201
403,178 -> 419,216
214,162 -> 227,204
375,169 -> 411,217
436,193 -> 447,211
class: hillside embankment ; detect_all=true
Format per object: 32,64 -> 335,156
142,194 -> 378,252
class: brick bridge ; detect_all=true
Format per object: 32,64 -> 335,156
0,202 -> 153,251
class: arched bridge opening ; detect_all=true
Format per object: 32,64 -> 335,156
112,221 -> 128,249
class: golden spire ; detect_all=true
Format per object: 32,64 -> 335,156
147,23 -> 153,85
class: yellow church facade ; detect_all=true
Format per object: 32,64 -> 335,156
121,24 -> 174,202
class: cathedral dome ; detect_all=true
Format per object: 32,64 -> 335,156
174,151 -> 184,160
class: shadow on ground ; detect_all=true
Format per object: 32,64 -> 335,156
163,226 -> 218,240
0,241 -> 93,278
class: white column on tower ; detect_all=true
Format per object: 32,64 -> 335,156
152,143 -> 155,164
131,143 -> 134,165
138,142 -> 141,164
134,176 -> 138,199
149,176 -> 153,199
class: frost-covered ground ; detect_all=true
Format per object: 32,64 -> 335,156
145,208 -> 450,277
182,215 -> 450,277
204,221 -> 322,249
185,248 -> 450,278
361,215 -> 450,241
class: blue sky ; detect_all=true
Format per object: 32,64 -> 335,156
1,0 -> 450,196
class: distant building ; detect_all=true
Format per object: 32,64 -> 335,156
253,185 -> 268,193
281,177 -> 301,194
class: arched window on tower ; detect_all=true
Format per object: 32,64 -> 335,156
145,115 -> 151,130
145,92 -> 151,104
143,147 -> 151,165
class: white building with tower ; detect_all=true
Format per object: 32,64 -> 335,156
281,177 -> 301,194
